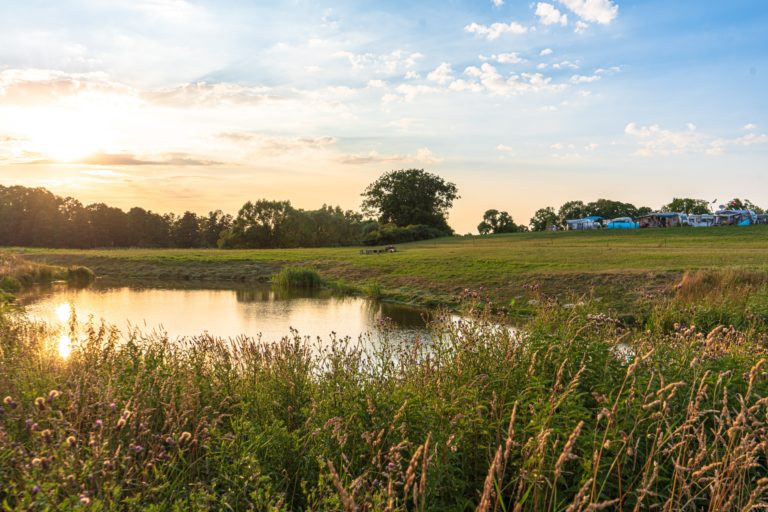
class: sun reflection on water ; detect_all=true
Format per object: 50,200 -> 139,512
57,334 -> 72,359
55,303 -> 72,323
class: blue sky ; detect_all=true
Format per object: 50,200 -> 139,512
0,0 -> 766,232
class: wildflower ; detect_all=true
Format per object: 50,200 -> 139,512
95,419 -> 103,429
178,431 -> 192,444
66,436 -> 77,448
130,444 -> 143,454
109,402 -> 117,413
3,396 -> 12,405
34,397 -> 46,410
47,390 -> 61,402
32,485 -> 41,494
79,495 -> 91,506
40,429 -> 53,443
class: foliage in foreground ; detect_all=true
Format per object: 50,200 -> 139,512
2,299 -> 768,510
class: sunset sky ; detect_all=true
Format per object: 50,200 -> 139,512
0,0 -> 766,232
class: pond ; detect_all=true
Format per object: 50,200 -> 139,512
19,281 -> 435,357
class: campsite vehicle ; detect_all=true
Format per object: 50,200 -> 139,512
758,214 -> 768,225
715,209 -> 757,226
606,217 -> 639,229
688,214 -> 716,227
637,212 -> 690,228
565,216 -> 603,230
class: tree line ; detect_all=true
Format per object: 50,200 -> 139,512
480,197 -> 766,234
0,169 -> 459,249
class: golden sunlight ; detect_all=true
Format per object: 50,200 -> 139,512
55,303 -> 72,323
57,334 -> 72,359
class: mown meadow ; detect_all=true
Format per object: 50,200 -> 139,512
2,228 -> 768,510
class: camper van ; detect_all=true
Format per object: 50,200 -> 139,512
565,216 -> 604,230
688,214 -> 716,228
715,209 -> 757,226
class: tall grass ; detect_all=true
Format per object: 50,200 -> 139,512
2,297 -> 768,509
271,266 -> 323,289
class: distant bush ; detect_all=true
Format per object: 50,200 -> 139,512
272,267 -> 322,289
67,266 -> 96,285
0,276 -> 22,293
362,223 -> 447,246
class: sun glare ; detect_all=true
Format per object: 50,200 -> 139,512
57,334 -> 72,359
55,303 -> 72,323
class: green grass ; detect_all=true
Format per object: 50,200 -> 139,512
271,266 -> 322,289
14,225 -> 768,312
2,298 -> 768,510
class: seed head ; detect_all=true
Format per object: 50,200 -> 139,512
66,436 -> 77,448
179,431 -> 192,444
47,390 -> 61,401
34,397 -> 46,410
31,457 -> 43,467
3,396 -> 13,406
79,495 -> 91,506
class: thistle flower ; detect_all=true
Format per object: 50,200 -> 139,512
47,390 -> 61,401
40,429 -> 53,442
95,419 -> 103,429
34,397 -> 46,410
66,435 -> 77,448
32,485 -> 41,494
79,495 -> 91,506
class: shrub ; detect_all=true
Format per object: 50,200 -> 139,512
362,223 -> 447,246
272,266 -> 322,289
0,276 -> 22,293
67,265 -> 96,285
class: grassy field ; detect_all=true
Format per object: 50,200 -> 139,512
16,225 -> 768,314
3,231 -> 768,509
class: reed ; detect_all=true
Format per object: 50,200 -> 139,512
2,296 -> 768,510
271,266 -> 323,289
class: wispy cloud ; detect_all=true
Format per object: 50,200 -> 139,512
464,21 -> 529,41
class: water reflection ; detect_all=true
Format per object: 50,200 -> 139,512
20,281 -> 432,346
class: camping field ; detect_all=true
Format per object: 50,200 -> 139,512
16,225 -> 768,313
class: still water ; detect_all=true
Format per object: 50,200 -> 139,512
20,282 -> 433,356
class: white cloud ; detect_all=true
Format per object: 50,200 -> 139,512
621,122 -> 768,157
552,60 -> 579,70
570,74 -> 601,84
557,0 -> 619,24
535,3 -> 568,26
496,144 -> 515,152
574,21 -> 590,33
492,0 -> 504,6
464,21 -> 529,41
457,63 -> 566,96
573,21 -> 589,34
334,49 -> 424,75
744,123 -> 758,130
404,70 -> 420,80
427,63 -> 454,85
540,48 -> 554,56
483,52 -> 525,64
338,146 -> 442,165
393,83 -> 441,101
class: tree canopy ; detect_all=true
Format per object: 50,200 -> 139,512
477,209 -> 521,235
361,169 -> 459,233
661,198 -> 712,215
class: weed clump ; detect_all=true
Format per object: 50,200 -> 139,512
66,265 -> 96,285
271,266 -> 322,289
